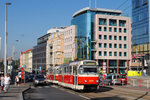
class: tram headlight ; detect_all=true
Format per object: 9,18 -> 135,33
96,80 -> 99,83
84,80 -> 87,83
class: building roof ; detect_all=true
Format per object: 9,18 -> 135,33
21,49 -> 32,54
73,7 -> 122,17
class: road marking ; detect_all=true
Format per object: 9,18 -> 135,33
51,85 -> 91,100
51,85 -> 58,88
38,86 -> 42,88
78,94 -> 91,100
44,86 -> 50,88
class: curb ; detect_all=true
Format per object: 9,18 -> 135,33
19,85 -> 31,100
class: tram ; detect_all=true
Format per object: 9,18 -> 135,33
46,60 -> 99,90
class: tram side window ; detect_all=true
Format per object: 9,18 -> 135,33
70,66 -> 72,74
64,67 -> 67,74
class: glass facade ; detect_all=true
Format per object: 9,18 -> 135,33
71,8 -> 121,60
132,0 -> 149,45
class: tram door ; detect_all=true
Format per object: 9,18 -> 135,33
73,66 -> 77,85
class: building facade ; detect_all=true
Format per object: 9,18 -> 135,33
64,25 -> 76,63
33,34 -> 50,73
20,49 -> 33,72
71,7 -> 132,74
46,32 -> 64,69
132,0 -> 150,75
46,28 -> 65,70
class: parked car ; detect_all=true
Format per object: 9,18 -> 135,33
25,74 -> 29,82
99,74 -> 121,85
119,74 -> 127,85
33,74 -> 46,86
28,74 -> 34,82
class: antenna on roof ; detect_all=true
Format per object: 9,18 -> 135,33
89,0 -> 91,8
95,0 -> 97,8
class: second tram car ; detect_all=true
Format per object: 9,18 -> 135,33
46,60 -> 99,90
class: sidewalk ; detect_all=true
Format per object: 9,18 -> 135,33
0,84 -> 30,100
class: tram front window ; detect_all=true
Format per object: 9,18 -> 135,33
79,66 -> 97,74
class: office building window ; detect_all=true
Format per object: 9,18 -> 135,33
119,52 -> 122,56
114,52 -> 117,56
109,19 -> 117,26
99,43 -> 102,48
99,27 -> 102,31
114,44 -> 117,48
109,52 -> 112,56
109,43 -> 112,48
119,44 -> 122,48
104,27 -> 107,31
119,20 -> 126,27
119,28 -> 122,33
104,35 -> 107,40
104,43 -> 107,48
124,44 -> 127,49
109,27 -> 112,32
114,28 -> 117,32
99,51 -> 102,56
109,35 -> 112,40
114,36 -> 117,40
99,35 -> 102,39
119,36 -> 122,40
99,18 -> 107,25
124,52 -> 127,57
124,28 -> 127,33
124,36 -> 127,41
104,51 -> 107,56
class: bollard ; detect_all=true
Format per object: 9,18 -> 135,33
147,80 -> 149,89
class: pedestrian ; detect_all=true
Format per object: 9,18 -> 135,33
0,74 -> 5,92
18,71 -> 21,83
143,69 -> 146,76
15,76 -> 19,87
4,74 -> 11,93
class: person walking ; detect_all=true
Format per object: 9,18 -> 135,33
0,74 -> 5,92
18,71 -> 21,84
143,69 -> 146,76
4,74 -> 11,93
15,76 -> 19,87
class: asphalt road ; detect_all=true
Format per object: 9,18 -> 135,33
24,85 -> 88,100
24,84 -> 150,100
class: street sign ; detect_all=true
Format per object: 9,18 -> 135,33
39,67 -> 41,71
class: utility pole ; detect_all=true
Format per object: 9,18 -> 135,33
4,3 -> 11,76
0,37 -> 1,58
95,0 -> 97,8
89,0 -> 91,8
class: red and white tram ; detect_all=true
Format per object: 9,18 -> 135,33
46,60 -> 99,90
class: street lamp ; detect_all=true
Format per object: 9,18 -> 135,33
12,40 -> 19,60
4,2 -> 11,76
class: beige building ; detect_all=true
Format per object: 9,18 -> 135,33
64,25 -> 77,63
46,31 -> 64,70
94,14 -> 132,74
20,49 -> 33,72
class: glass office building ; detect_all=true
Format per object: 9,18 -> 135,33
71,7 -> 121,60
132,0 -> 149,54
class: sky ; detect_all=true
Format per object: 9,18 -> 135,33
0,0 -> 132,59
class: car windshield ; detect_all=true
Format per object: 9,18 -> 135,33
79,66 -> 97,74
35,75 -> 44,79
120,75 -> 126,78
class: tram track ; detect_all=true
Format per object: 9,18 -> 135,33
53,85 -> 150,100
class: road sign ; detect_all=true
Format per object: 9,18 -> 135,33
39,67 -> 41,71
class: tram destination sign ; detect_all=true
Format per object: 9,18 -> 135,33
83,61 -> 96,65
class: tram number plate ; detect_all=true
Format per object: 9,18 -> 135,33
89,80 -> 94,82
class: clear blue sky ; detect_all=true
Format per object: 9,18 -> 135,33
0,0 -> 131,59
